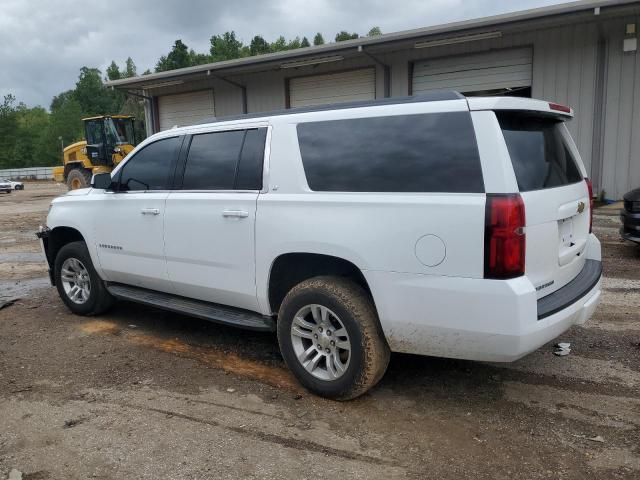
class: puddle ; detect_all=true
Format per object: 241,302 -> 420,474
0,277 -> 50,304
0,252 -> 45,263
78,320 -> 299,391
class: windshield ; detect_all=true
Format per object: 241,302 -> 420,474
106,118 -> 135,146
85,120 -> 104,146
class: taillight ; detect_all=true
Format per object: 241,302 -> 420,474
484,194 -> 526,279
549,102 -> 571,113
585,178 -> 594,233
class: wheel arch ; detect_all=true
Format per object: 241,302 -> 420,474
44,226 -> 86,284
267,252 -> 374,315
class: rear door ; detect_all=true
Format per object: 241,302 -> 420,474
497,112 -> 590,298
163,126 -> 267,312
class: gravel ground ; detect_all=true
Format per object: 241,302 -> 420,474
0,183 -> 639,479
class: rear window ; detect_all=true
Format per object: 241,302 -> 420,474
296,112 -> 484,193
498,112 -> 583,192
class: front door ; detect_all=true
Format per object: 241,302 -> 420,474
94,135 -> 182,292
164,126 -> 267,312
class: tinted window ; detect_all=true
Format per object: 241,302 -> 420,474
236,129 -> 267,190
498,113 -> 583,191
182,128 -> 266,190
297,112 -> 483,193
118,136 -> 180,191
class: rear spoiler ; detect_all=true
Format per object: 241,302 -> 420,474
466,97 -> 574,119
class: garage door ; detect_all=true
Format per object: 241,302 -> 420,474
158,90 -> 215,131
412,48 -> 532,95
289,68 -> 376,108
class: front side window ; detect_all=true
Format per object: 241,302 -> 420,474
498,112 -> 583,191
181,128 -> 266,190
297,112 -> 484,193
118,136 -> 180,191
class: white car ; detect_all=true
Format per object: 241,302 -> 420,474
38,93 -> 602,399
0,179 -> 12,193
0,178 -> 24,190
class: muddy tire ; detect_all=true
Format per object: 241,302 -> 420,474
66,168 -> 92,190
277,276 -> 390,400
54,241 -> 114,316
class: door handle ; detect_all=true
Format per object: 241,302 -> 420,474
222,209 -> 249,218
140,208 -> 160,215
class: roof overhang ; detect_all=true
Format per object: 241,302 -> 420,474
107,0 -> 640,91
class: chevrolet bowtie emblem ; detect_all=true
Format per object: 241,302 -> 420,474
577,201 -> 585,214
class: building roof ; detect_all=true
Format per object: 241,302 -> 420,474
107,0 -> 639,90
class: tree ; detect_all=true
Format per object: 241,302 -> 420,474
300,36 -> 311,48
270,35 -> 288,52
155,39 -> 191,72
75,67 -> 122,115
367,26 -> 382,37
142,69 -> 152,75
287,36 -> 302,49
189,49 -> 211,66
13,104 -> 49,168
250,35 -> 270,56
0,95 -> 19,168
210,31 -> 243,61
335,31 -> 359,42
106,61 -> 121,81
124,57 -> 137,77
313,32 -> 325,45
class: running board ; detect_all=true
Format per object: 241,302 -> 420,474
106,284 -> 275,332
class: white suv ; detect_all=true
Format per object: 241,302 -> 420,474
38,93 -> 602,399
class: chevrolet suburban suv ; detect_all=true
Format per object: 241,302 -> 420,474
38,93 -> 602,399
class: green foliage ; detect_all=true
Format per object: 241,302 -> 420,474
301,37 -> 311,48
250,35 -> 270,56
155,39 -> 192,72
124,57 -> 137,78
270,36 -> 288,52
367,26 -> 382,37
210,32 -> 243,61
0,95 -> 20,168
335,31 -> 359,42
106,61 -> 121,81
313,33 -> 325,45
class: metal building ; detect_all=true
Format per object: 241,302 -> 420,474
108,0 -> 640,200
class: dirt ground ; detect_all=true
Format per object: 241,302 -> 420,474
1,183 -> 639,480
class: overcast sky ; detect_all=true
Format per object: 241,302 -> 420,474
1,0 -> 569,108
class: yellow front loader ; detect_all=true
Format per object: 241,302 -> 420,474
53,115 -> 137,190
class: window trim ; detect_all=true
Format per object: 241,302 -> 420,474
113,135 -> 184,193
174,126 -> 270,193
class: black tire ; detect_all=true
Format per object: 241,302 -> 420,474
15,185 -> 24,190
277,276 -> 390,400
66,168 -> 92,190
54,241 -> 114,316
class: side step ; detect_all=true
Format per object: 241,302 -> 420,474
106,283 -> 275,332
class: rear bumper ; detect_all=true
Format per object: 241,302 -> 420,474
365,239 -> 602,362
620,209 -> 640,244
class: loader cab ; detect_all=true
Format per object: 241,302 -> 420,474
84,115 -> 136,166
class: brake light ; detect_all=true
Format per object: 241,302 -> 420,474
585,178 -> 594,233
549,102 -> 571,113
484,194 -> 526,279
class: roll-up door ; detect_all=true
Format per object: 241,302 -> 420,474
289,68 -> 376,108
412,48 -> 533,95
158,90 -> 215,130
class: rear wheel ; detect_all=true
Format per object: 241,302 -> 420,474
277,276 -> 390,400
66,168 -> 92,190
54,241 -> 114,315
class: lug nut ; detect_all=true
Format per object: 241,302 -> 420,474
314,334 -> 318,339
330,340 -> 335,346
325,348 -> 330,353
318,327 -> 323,333
326,330 -> 332,336
317,344 -> 322,349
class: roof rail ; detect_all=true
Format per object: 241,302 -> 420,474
197,91 -> 464,125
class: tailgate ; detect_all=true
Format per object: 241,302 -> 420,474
497,111 -> 590,298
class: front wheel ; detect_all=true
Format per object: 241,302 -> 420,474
54,241 -> 114,315
277,276 -> 390,400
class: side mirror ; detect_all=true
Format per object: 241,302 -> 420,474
91,172 -> 113,190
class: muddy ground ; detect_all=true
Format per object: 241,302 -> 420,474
0,183 -> 639,479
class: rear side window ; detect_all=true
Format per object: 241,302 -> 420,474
118,136 -> 180,191
296,112 -> 484,193
498,113 -> 583,192
181,128 -> 266,190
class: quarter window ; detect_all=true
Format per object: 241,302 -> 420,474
296,112 -> 484,193
118,136 -> 180,191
